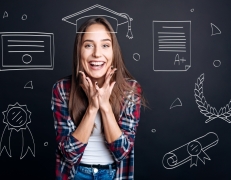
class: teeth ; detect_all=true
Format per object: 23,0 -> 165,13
90,62 -> 104,66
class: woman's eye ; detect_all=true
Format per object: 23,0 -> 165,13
102,44 -> 110,48
85,44 -> 93,48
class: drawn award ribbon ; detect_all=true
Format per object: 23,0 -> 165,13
162,132 -> 218,169
0,102 -> 35,159
187,141 -> 210,167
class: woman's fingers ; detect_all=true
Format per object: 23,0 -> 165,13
86,76 -> 93,88
103,67 -> 117,88
95,81 -> 99,91
109,81 -> 116,94
79,71 -> 92,89
87,77 -> 98,96
105,65 -> 113,78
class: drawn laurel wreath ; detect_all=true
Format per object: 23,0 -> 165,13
194,74 -> 231,123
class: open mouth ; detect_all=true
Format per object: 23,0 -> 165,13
89,61 -> 105,67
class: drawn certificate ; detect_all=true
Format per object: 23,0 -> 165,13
153,21 -> 191,71
0,32 -> 54,71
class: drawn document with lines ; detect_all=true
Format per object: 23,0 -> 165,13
0,32 -> 54,71
153,21 -> 191,71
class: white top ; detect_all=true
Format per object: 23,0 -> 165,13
80,111 -> 115,165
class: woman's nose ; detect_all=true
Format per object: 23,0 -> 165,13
92,46 -> 102,58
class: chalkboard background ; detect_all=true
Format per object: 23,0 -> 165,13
1,0 -> 231,179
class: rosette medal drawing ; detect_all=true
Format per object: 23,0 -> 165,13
62,4 -> 133,39
0,103 -> 35,159
195,74 -> 231,123
162,132 -> 218,169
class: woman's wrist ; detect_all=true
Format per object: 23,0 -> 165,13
100,102 -> 112,113
87,105 -> 98,114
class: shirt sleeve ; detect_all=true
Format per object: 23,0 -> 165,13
105,80 -> 141,162
51,80 -> 88,165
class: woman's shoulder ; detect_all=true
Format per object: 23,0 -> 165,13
125,78 -> 141,88
52,75 -> 72,91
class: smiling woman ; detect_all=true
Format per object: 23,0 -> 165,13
80,23 -> 113,85
51,17 -> 146,180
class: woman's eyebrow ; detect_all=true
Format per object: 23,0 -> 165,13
82,39 -> 111,43
82,39 -> 94,43
101,39 -> 111,42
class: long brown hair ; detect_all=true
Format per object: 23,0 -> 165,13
68,17 -> 145,132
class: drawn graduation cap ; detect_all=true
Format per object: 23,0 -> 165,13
62,4 -> 133,39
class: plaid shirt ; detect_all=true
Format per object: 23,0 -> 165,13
51,75 -> 141,180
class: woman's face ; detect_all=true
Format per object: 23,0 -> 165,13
80,23 -> 113,82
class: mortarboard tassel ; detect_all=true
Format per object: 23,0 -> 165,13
120,13 -> 133,39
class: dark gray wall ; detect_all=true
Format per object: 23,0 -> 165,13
0,0 -> 231,179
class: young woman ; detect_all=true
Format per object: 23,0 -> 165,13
51,17 -> 145,180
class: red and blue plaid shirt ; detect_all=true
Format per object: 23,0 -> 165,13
51,75 -> 141,180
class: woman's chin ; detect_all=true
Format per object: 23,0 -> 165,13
89,73 -> 105,80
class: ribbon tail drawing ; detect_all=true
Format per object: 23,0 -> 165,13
190,155 -> 199,167
0,125 -> 12,157
20,126 -> 35,159
197,150 -> 210,164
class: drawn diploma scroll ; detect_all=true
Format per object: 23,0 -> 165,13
0,32 -> 54,71
162,132 -> 218,169
153,21 -> 191,71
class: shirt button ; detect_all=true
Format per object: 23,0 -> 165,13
93,168 -> 98,173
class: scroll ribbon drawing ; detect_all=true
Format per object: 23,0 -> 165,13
0,102 -> 35,159
162,132 -> 218,169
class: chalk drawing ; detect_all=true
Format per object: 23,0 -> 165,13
213,60 -> 221,67
21,14 -> 27,20
24,81 -> 33,89
133,53 -> 140,61
195,74 -> 231,123
174,54 -> 186,65
44,142 -> 48,146
3,11 -> 8,18
153,21 -> 191,71
62,4 -> 133,39
170,98 -> 182,109
190,9 -> 194,12
151,129 -> 156,133
162,132 -> 218,169
0,32 -> 54,71
211,23 -> 221,36
0,102 -> 35,159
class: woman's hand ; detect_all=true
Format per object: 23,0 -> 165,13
95,66 -> 117,111
79,71 -> 99,110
